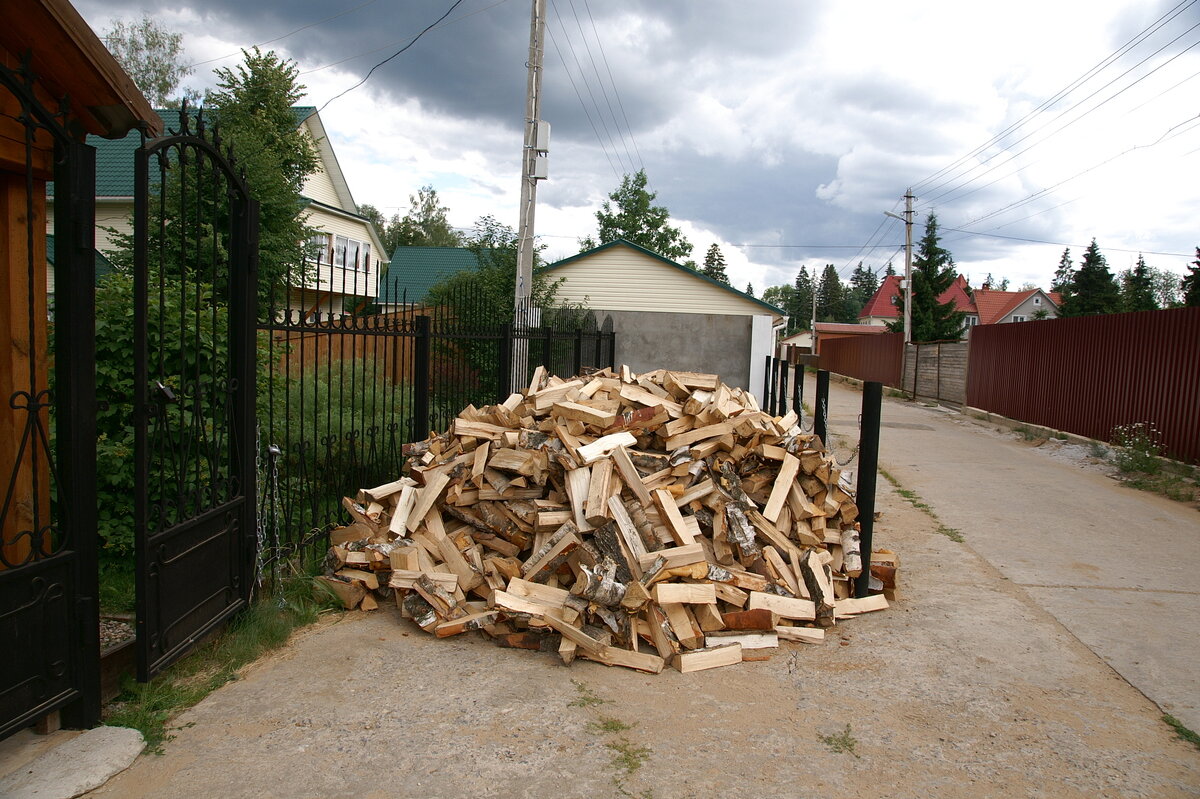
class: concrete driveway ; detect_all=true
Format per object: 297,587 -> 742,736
817,374 -> 1200,732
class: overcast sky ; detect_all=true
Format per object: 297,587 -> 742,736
79,0 -> 1200,294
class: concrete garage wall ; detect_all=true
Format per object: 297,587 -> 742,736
599,309 -> 753,391
902,341 -> 969,405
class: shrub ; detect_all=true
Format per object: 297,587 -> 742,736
1110,422 -> 1163,474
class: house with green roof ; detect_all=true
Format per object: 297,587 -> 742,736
377,246 -> 481,309
47,106 -> 385,317
543,239 -> 787,397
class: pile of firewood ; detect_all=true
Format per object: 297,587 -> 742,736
316,366 -> 898,674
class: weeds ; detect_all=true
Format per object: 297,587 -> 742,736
879,467 -> 964,542
567,681 -> 651,797
607,738 -> 652,773
817,724 -> 860,758
105,568 -> 338,752
1111,422 -> 1164,474
568,679 -> 610,707
589,716 -> 635,734
1088,441 -> 1109,460
1164,714 -> 1200,750
1108,423 -> 1199,504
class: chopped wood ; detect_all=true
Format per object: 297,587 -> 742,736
674,643 -> 742,673
651,582 -> 717,605
705,630 -> 779,650
774,625 -> 826,644
321,366 -> 896,679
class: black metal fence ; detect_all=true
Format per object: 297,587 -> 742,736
254,272 -> 614,583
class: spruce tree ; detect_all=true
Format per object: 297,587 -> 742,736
701,243 -> 729,284
816,265 -> 844,322
1051,248 -> 1074,293
1119,254 -> 1157,312
744,282 -> 755,298
791,266 -> 814,331
1183,247 -> 1200,307
850,262 -> 879,306
887,212 -> 964,341
1062,239 -> 1119,316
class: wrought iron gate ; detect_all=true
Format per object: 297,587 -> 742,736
0,60 -> 100,738
133,110 -> 259,680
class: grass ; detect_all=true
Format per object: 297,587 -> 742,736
98,556 -> 137,617
879,466 -> 965,542
817,724 -> 860,758
1123,470 -> 1200,504
568,681 -> 652,797
589,716 -> 635,734
1164,714 -> 1200,750
104,568 -> 339,752
568,679 -> 610,707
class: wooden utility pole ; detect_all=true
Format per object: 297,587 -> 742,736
514,0 -> 547,314
885,190 -> 915,344
902,189 -> 914,345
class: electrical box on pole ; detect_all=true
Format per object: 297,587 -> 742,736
534,120 -> 551,153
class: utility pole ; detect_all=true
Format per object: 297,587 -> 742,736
512,0 -> 547,387
884,189 -> 915,344
514,0 -> 547,316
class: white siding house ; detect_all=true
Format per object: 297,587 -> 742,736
543,240 -> 786,401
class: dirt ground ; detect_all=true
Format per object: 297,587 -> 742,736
86,474 -> 1200,799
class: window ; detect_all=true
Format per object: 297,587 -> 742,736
1033,296 -> 1041,305
333,235 -> 371,271
1011,314 -> 1026,323
964,315 -> 979,327
307,233 -> 331,265
333,236 -> 348,269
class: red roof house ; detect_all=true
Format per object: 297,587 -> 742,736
858,274 -> 1061,330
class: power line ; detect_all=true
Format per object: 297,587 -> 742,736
921,22 -> 1200,213
924,25 -> 1200,211
545,17 -> 621,179
566,0 -> 637,172
318,0 -> 466,114
299,0 -> 515,75
911,0 -> 1198,196
940,226 -> 1192,258
188,0 -> 381,68
582,0 -> 643,173
956,111 -> 1200,230
547,0 -> 629,174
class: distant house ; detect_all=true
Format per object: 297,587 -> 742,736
377,246 -> 480,310
47,106 -> 385,317
858,274 -> 1060,330
542,239 -> 786,397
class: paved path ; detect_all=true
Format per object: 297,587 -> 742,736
815,374 -> 1200,731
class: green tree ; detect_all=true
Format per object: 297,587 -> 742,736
884,261 -> 897,277
744,282 -> 755,298
761,284 -> 792,309
206,48 -> 320,309
701,243 -> 729,284
1147,266 -> 1181,309
888,212 -> 964,341
426,215 -> 561,313
579,169 -> 693,262
792,266 -> 815,331
816,264 -> 842,322
1119,254 -> 1157,312
1061,239 -> 1119,316
849,262 -> 879,307
1051,248 -> 1074,294
1183,247 -> 1200,307
395,185 -> 462,249
103,15 -> 198,106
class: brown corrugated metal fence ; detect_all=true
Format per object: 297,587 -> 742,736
819,331 -> 904,387
966,307 -> 1200,463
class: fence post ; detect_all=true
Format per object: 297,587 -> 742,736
412,314 -> 431,443
775,358 -> 788,417
815,369 -> 829,447
497,323 -> 513,403
608,330 -> 617,370
573,328 -> 583,376
854,381 -> 882,598
763,355 -> 774,410
792,363 -> 802,416
541,327 -> 552,374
